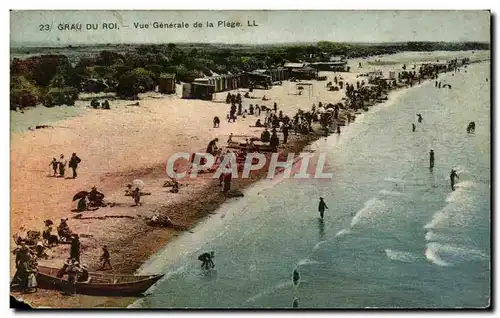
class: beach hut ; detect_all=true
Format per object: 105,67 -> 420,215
284,63 -> 306,72
182,83 -> 192,99
191,83 -> 215,100
291,66 -> 318,80
158,73 -> 176,94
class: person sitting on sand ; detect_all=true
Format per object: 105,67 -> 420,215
77,264 -> 90,282
255,119 -> 263,127
244,92 -> 250,98
262,95 -> 268,101
77,196 -> 87,212
125,184 -> 133,196
170,181 -> 179,193
227,133 -> 234,144
88,186 -> 105,207
49,158 -> 58,176
57,218 -> 72,243
206,138 -> 219,156
213,116 -> 220,128
260,128 -> 271,143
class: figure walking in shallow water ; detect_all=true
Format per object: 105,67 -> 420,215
450,169 -> 459,191
318,197 -> 328,220
429,150 -> 435,169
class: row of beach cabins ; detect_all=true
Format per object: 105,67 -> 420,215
157,57 -> 467,101
157,58 -> 352,100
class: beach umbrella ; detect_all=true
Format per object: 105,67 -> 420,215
72,191 -> 88,202
133,179 -> 145,189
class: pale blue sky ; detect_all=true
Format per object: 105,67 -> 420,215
10,10 -> 490,46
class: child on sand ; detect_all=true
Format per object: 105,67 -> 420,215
49,158 -> 58,176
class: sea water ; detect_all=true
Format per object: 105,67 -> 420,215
132,61 -> 490,308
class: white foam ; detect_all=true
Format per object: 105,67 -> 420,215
425,246 -> 450,267
140,264 -> 188,296
312,240 -> 328,251
245,281 -> 294,303
454,180 -> 475,189
425,242 -> 487,267
424,208 -> 447,230
297,258 -> 321,266
379,190 -> 404,197
425,231 -> 446,242
384,249 -> 419,263
335,228 -> 351,237
350,198 -> 386,228
384,177 -> 407,184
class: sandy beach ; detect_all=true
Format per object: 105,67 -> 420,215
10,51 -> 488,308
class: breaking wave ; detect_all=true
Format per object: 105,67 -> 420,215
384,249 -> 420,263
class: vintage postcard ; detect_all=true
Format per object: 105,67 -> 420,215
10,10 -> 491,309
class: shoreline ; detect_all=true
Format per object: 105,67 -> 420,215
10,53 -> 488,308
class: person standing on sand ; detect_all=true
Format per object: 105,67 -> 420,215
282,124 -> 289,144
99,245 -> 112,270
70,234 -> 81,263
429,150 -> 435,169
58,154 -> 67,177
68,153 -> 81,179
49,158 -> 58,176
132,187 -> 141,206
450,169 -> 459,191
65,259 -> 81,295
318,197 -> 328,220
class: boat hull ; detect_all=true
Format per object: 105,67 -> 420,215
35,266 -> 164,296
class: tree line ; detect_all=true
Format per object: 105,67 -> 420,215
10,41 -> 489,109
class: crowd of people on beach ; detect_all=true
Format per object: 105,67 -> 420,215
11,216 -> 112,295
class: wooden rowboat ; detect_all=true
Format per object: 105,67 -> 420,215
35,265 -> 164,296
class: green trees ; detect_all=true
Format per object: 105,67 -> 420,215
116,68 -> 156,99
10,76 -> 42,109
10,41 -> 490,108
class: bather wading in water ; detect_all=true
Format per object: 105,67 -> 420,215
198,252 -> 215,270
450,169 -> 460,191
417,114 -> 423,123
450,169 -> 459,191
318,197 -> 328,220
429,149 -> 435,169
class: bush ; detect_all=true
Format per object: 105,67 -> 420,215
10,76 -> 42,109
44,86 -> 79,107
116,68 -> 155,98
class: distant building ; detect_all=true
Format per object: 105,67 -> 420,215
158,73 -> 176,94
284,62 -> 306,71
310,61 -> 350,72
